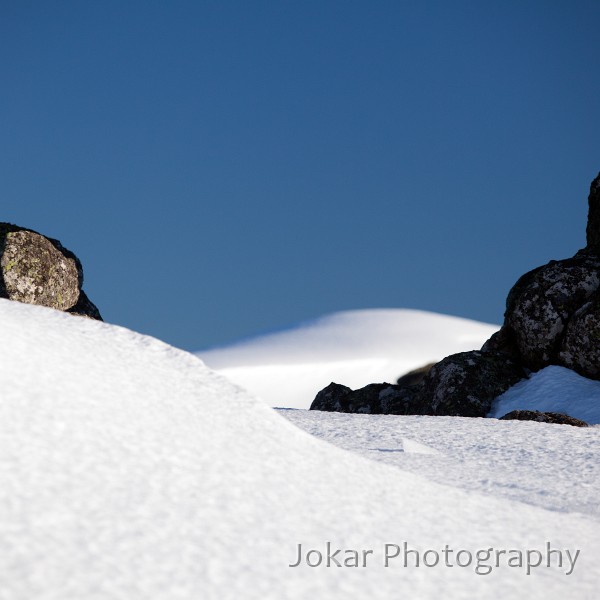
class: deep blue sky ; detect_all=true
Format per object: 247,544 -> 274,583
2,1 -> 599,351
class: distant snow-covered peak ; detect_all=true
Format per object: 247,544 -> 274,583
197,308 -> 499,408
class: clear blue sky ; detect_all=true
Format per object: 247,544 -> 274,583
2,1 -> 599,351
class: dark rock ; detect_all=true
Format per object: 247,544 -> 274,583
419,351 -> 526,417
0,222 -> 102,320
559,299 -> 600,379
504,253 -> 600,370
586,172 -> 600,250
504,264 -> 546,319
379,384 -> 423,415
499,410 -> 589,427
310,381 -> 423,415
345,383 -> 390,414
310,382 -> 352,412
396,362 -> 436,386
480,325 -> 521,361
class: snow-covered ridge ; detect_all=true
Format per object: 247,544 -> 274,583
197,308 -> 499,408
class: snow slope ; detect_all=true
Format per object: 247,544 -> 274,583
198,309 -> 499,408
1,298 -> 599,599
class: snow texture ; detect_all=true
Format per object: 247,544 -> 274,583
198,309 -> 499,408
281,409 -> 600,518
0,299 -> 599,599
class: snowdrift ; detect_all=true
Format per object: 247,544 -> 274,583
0,298 -> 599,599
490,365 -> 600,424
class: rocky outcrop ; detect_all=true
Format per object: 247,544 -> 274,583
490,173 -> 600,375
311,172 -> 600,418
424,171 -> 600,413
0,223 -> 102,320
503,253 -> 600,370
310,351 -> 524,417
419,351 -> 526,417
310,381 -> 422,415
499,410 -> 589,427
379,384 -> 422,415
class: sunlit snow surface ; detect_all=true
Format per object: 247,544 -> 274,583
280,410 -> 600,518
198,309 -> 499,408
1,299 -> 599,599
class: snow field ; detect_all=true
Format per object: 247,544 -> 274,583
0,299 -> 598,598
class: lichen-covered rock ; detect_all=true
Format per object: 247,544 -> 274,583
0,222 -> 102,320
1,228 -> 80,310
559,299 -> 600,379
504,254 -> 600,370
310,382 -> 352,412
396,362 -> 436,386
499,410 -> 589,427
419,351 -> 526,417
